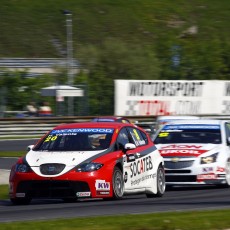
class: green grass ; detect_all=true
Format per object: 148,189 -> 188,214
0,185 -> 9,200
0,208 -> 230,229
1,0 -> 230,57
0,151 -> 24,157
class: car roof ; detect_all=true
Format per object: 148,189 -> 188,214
92,116 -> 130,123
156,115 -> 200,121
164,119 -> 227,126
53,122 -> 134,130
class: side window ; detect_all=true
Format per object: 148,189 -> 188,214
128,127 -> 148,146
116,128 -> 131,150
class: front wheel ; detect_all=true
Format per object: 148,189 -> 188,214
112,166 -> 124,199
146,164 -> 165,198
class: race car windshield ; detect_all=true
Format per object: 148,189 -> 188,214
154,124 -> 221,144
33,128 -> 114,151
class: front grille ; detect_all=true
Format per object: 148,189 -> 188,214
40,163 -> 65,175
166,175 -> 197,182
17,180 -> 90,198
164,160 -> 194,169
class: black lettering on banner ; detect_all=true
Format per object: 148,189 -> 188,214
175,101 -> 201,115
128,81 -> 204,97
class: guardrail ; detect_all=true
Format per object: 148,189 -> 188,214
1,115 -> 230,139
0,116 -> 157,139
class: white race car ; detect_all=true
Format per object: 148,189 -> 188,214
153,119 -> 230,187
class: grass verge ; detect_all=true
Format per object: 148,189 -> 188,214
0,209 -> 230,229
0,151 -> 24,157
1,184 -> 230,229
0,185 -> 9,200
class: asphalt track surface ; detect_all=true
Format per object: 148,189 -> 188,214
0,139 -> 39,152
1,140 -> 230,223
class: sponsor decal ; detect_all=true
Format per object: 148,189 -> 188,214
124,171 -> 128,183
127,154 -> 136,162
97,191 -> 110,195
160,149 -> 204,155
197,173 -> 217,180
163,124 -> 220,130
76,192 -> 91,197
159,145 -> 207,156
202,167 -> 214,173
216,166 -> 225,173
131,173 -> 156,186
16,193 -> 26,198
51,128 -> 114,134
95,180 -> 110,191
162,145 -> 202,149
130,156 -> 153,178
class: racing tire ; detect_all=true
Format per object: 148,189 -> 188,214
10,197 -> 31,205
112,166 -> 124,199
146,164 -> 165,198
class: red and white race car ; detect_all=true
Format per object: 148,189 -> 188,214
153,119 -> 230,187
9,122 -> 165,204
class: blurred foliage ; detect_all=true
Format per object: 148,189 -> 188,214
0,0 -> 230,115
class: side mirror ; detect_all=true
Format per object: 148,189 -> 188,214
27,145 -> 34,151
124,143 -> 136,162
124,143 -> 136,150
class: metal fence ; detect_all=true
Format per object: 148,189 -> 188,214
0,116 -> 157,139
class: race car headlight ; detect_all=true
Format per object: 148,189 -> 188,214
76,163 -> 103,172
200,153 -> 218,164
15,163 -> 31,173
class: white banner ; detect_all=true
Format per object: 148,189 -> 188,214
115,80 -> 230,116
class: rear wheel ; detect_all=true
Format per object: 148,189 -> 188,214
146,164 -> 165,198
112,167 -> 124,199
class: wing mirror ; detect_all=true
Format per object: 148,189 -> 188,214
124,143 -> 136,162
124,143 -> 136,150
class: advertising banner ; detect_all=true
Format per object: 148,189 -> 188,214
115,80 -> 230,116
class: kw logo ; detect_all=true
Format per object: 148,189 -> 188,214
95,180 -> 110,191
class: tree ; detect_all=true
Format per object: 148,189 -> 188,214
76,38 -> 160,115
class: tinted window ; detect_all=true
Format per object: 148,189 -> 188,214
116,128 -> 131,149
34,128 -> 114,151
128,127 -> 148,146
154,124 -> 221,144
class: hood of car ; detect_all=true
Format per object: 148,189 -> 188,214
155,143 -> 221,157
25,150 -> 104,177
